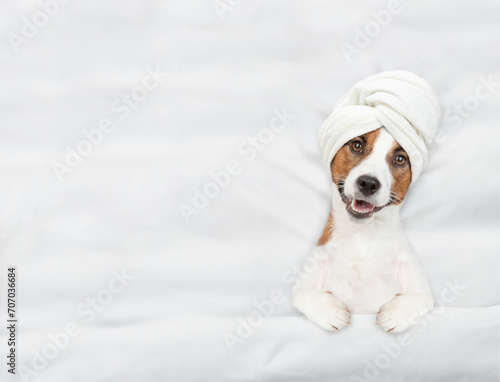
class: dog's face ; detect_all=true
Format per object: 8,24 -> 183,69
331,128 -> 412,221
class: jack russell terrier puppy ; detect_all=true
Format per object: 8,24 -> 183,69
293,71 -> 441,333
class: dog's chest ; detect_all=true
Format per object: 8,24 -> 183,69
322,240 -> 400,313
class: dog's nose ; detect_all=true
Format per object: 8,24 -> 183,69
357,175 -> 380,196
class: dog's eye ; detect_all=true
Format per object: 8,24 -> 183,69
350,140 -> 364,153
394,154 -> 407,166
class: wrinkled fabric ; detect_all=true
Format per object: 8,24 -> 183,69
0,1 -> 498,381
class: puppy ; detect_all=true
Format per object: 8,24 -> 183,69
293,127 -> 434,333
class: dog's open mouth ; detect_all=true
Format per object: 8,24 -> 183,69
339,187 -> 387,219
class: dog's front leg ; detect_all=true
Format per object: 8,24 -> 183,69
292,247 -> 350,332
376,254 -> 434,334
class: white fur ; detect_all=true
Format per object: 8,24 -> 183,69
293,129 -> 434,333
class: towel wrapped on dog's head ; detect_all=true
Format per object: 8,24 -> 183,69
318,70 -> 441,182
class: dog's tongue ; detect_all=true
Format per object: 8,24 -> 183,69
351,199 -> 374,213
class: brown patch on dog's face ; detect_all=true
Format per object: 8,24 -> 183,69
385,141 -> 412,205
330,129 -> 381,186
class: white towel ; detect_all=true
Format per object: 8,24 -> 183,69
318,70 -> 441,182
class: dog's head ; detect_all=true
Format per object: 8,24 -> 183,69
331,127 -> 412,222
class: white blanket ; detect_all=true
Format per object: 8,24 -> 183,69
0,1 -> 498,381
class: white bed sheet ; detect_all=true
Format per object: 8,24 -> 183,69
0,1 -> 499,381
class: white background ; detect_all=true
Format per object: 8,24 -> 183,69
0,1 -> 499,381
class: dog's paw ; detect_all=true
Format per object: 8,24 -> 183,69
302,291 -> 351,332
376,293 -> 433,334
